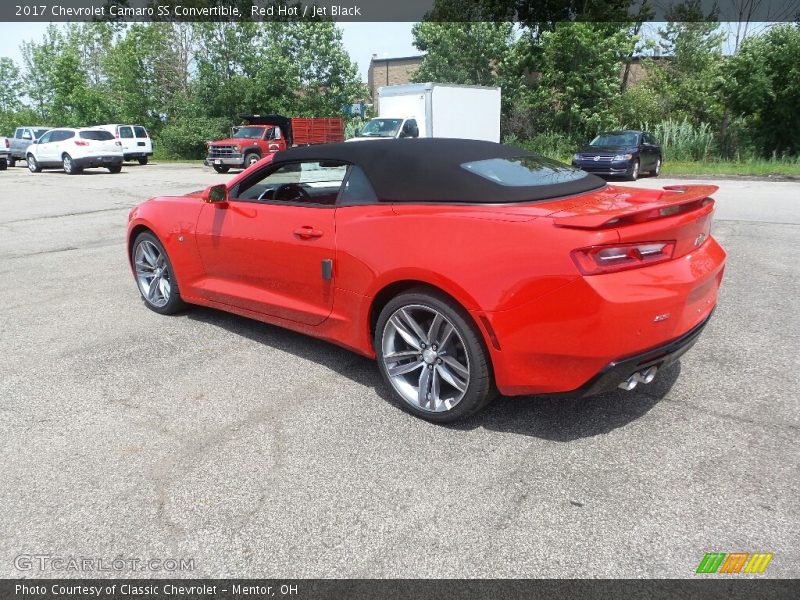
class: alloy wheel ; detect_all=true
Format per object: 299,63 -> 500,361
381,304 -> 471,413
134,240 -> 172,308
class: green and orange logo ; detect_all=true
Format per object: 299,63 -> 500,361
696,552 -> 773,574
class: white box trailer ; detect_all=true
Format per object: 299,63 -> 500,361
349,82 -> 501,143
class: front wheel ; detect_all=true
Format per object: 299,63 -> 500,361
375,289 -> 495,422
212,165 -> 230,174
244,153 -> 261,168
627,159 -> 640,181
27,154 -> 41,173
132,232 -> 186,315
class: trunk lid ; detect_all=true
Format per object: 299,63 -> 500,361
549,184 -> 718,258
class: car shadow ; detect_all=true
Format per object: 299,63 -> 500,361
185,307 -> 678,441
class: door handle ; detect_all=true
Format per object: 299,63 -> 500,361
294,226 -> 323,239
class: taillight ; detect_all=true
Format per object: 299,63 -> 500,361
571,241 -> 676,275
4,139 -> 9,148
74,140 -> 89,146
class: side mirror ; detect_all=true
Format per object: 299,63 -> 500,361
354,128 -> 361,137
410,126 -> 419,138
203,184 -> 228,204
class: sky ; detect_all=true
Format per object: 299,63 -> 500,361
0,22 -> 419,80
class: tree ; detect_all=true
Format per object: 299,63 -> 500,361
724,24 -> 800,156
0,57 -> 21,112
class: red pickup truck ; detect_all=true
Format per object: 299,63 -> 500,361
206,114 -> 344,173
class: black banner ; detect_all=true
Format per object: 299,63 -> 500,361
2,0 -> 800,23
2,579 -> 799,600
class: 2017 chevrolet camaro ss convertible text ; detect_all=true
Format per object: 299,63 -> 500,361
127,139 -> 726,422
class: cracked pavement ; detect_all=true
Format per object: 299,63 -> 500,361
0,164 -> 797,578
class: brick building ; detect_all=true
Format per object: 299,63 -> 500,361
367,55 -> 424,106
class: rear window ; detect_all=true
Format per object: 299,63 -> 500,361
119,127 -> 134,138
461,156 -> 589,187
80,130 -> 115,141
133,126 -> 148,138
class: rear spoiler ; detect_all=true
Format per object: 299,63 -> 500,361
553,184 -> 718,229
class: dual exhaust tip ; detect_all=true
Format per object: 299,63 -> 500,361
618,366 -> 658,391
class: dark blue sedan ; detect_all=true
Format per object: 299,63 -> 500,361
572,130 -> 662,181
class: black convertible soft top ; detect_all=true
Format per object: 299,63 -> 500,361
273,138 -> 605,203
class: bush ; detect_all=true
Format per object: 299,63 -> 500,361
156,116 -> 229,160
504,131 -> 579,161
645,119 -> 716,161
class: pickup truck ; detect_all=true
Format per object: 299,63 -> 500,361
206,115 -> 344,173
0,136 -> 9,170
8,126 -> 50,166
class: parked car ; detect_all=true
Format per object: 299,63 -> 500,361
127,139 -> 725,422
27,128 -> 124,174
572,130 -> 662,181
206,114 -> 344,173
9,126 -> 50,166
96,124 -> 153,164
0,136 -> 10,170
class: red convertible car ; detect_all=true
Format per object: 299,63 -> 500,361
127,139 -> 726,422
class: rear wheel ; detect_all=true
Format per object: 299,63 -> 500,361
212,165 -> 230,174
27,154 -> 41,173
138,156 -> 148,165
651,157 -> 662,176
8,156 -> 16,168
132,232 -> 186,315
0,159 -> 6,171
108,165 -> 122,174
62,154 -> 80,175
375,289 -> 495,423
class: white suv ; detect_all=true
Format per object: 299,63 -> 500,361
27,128 -> 124,175
97,124 -> 153,164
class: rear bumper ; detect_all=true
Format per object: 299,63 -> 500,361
565,310 -> 712,397
73,155 -> 123,168
484,236 -> 726,396
123,152 -> 153,159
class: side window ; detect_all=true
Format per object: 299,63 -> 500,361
234,160 -> 348,206
339,166 -> 378,205
38,131 -> 53,144
14,128 -> 22,139
119,126 -> 134,139
50,130 -> 67,142
61,131 -> 75,141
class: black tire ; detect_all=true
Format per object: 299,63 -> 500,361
8,156 -> 16,168
0,159 -> 6,171
212,165 -> 230,174
138,156 -> 148,165
108,165 -> 122,174
131,231 -> 187,315
650,156 -> 662,177
243,152 -> 261,168
627,159 -> 640,181
62,154 -> 80,175
27,154 -> 41,173
374,288 -> 496,423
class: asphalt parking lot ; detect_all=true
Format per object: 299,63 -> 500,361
0,162 -> 797,578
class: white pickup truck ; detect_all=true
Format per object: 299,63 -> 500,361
0,136 -> 10,170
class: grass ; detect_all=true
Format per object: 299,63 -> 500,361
662,159 -> 800,177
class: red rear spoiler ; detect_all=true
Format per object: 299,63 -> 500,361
553,184 -> 718,229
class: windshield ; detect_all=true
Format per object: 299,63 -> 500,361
461,156 -> 589,187
590,132 -> 639,147
234,126 -> 267,140
359,119 -> 403,138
